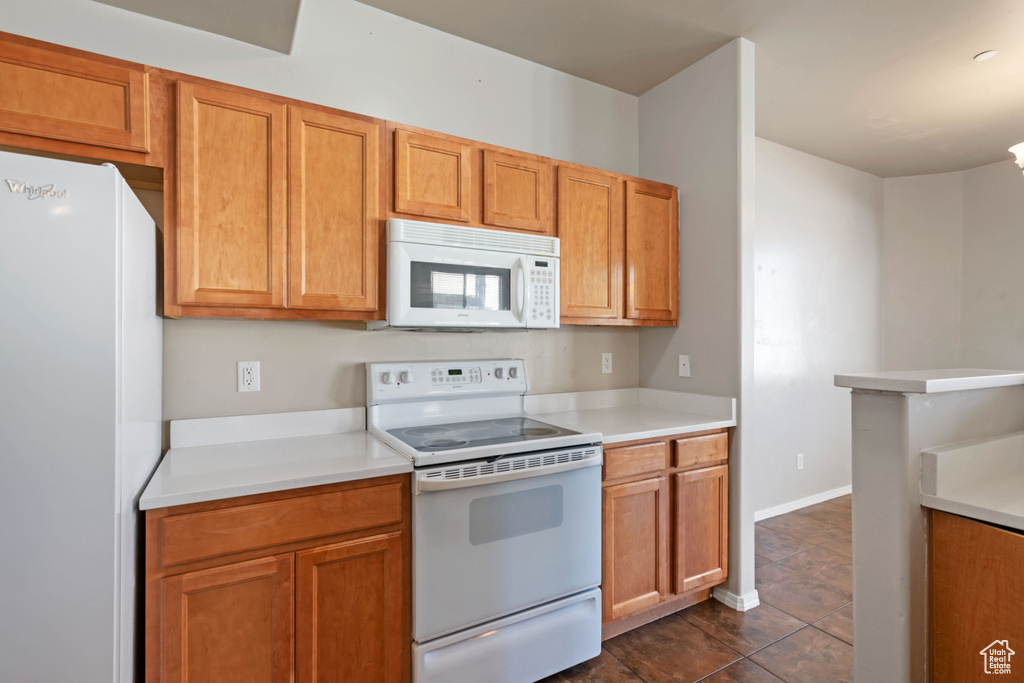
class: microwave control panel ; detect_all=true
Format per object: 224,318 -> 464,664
527,258 -> 559,329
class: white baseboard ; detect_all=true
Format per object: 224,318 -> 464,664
713,587 -> 760,612
754,485 -> 852,522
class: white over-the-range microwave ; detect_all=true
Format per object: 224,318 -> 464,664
368,218 -> 559,331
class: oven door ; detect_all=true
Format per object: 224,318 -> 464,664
388,241 -> 527,328
412,450 -> 602,642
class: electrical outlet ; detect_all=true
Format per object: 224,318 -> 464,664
678,355 -> 691,377
797,453 -> 804,470
602,352 -> 613,374
238,361 -> 260,392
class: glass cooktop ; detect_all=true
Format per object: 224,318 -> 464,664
387,416 -> 580,453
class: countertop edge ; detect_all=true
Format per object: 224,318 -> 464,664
920,493 -> 1024,533
140,460 -> 413,510
599,418 -> 736,444
835,369 -> 1024,394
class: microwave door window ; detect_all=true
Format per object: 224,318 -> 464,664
411,262 -> 511,311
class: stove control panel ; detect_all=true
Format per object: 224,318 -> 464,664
368,359 -> 528,403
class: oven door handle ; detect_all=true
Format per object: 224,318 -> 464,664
415,455 -> 601,493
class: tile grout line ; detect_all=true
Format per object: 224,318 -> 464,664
599,643 -> 652,683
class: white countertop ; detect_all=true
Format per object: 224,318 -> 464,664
921,431 -> 1024,532
834,368 -> 1024,394
140,409 -> 411,510
529,387 -> 736,443
142,389 -> 736,510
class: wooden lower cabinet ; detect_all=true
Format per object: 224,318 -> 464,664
147,475 -> 410,683
602,476 -> 669,621
159,555 -> 295,683
931,510 -> 1024,682
296,533 -> 404,683
601,429 -> 729,638
674,465 -> 728,594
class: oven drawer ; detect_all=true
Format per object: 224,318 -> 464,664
414,588 -> 601,683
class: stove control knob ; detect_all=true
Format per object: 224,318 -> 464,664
494,367 -> 504,379
380,371 -> 394,385
508,366 -> 519,379
400,370 -> 414,384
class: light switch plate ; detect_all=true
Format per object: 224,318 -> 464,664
678,355 -> 691,377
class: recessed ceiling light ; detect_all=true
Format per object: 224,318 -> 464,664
974,50 -> 998,61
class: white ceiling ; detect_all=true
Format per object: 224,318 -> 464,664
355,0 -> 1024,178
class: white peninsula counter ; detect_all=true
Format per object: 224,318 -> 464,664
834,368 -> 1024,683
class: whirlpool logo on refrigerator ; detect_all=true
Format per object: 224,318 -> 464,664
5,178 -> 69,200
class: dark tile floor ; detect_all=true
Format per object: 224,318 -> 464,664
544,494 -> 853,683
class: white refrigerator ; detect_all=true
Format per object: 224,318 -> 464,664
0,150 -> 162,682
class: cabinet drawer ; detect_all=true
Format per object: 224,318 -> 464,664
604,441 -> 669,481
157,482 -> 404,568
673,432 -> 727,469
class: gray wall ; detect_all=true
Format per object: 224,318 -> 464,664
5,0 -> 645,421
163,321 -> 639,419
751,139 -> 883,513
882,173 -> 962,370
638,39 -> 758,603
4,0 -> 639,175
881,159 -> 1024,374
960,160 -> 1024,368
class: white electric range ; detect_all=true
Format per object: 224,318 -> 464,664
367,359 -> 603,683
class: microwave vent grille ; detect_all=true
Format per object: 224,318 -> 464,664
389,218 -> 559,257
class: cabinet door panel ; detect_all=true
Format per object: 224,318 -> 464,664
0,40 -> 149,152
483,149 -> 552,234
289,107 -> 380,311
297,532 -> 406,683
558,166 -> 624,320
602,477 -> 669,621
931,511 -> 1024,682
177,82 -> 287,307
394,129 -> 472,222
160,555 -> 294,683
674,465 -> 728,594
626,179 -> 678,322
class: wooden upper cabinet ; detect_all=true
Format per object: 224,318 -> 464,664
557,165 -> 624,321
296,532 -> 405,683
0,39 -> 149,153
176,82 -> 287,308
674,465 -> 728,594
289,107 -> 380,311
483,149 -> 553,234
626,179 -> 678,322
159,554 -> 295,683
394,129 -> 472,222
